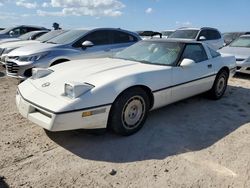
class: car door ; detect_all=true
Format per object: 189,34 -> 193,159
72,30 -> 114,59
171,43 -> 216,102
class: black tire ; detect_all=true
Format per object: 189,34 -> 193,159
108,88 -> 150,136
207,70 -> 229,100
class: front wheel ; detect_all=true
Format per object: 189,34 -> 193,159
108,88 -> 150,136
207,70 -> 229,100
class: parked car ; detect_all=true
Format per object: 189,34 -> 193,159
137,31 -> 162,40
18,30 -> 50,40
219,35 -> 250,74
168,27 -> 224,50
0,30 -> 67,65
161,30 -> 175,38
16,39 -> 236,135
5,28 -> 141,79
223,32 -> 250,46
0,30 -> 49,45
0,25 -> 48,40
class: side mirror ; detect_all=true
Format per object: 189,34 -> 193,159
9,31 -> 15,37
82,41 -> 94,48
198,36 -> 206,41
180,58 -> 195,67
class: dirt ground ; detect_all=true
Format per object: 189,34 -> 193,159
0,66 -> 250,188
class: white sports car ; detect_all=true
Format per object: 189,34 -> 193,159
16,39 -> 236,136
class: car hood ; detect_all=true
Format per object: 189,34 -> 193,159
27,58 -> 170,97
219,46 -> 250,59
8,42 -> 62,56
0,38 -> 20,44
0,40 -> 40,49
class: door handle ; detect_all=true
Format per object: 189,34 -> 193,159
207,64 -> 212,68
104,49 -> 111,52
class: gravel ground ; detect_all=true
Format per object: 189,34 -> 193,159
0,66 -> 250,188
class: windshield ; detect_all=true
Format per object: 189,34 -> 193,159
223,33 -> 244,45
36,30 -> 67,42
46,30 -> 88,44
162,31 -> 174,36
0,26 -> 15,34
114,41 -> 183,66
230,37 -> 250,48
19,31 -> 37,40
137,31 -> 155,36
169,30 -> 199,39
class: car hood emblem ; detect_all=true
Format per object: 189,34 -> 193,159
42,82 -> 50,87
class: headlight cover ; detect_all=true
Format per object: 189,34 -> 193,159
245,57 -> 250,63
2,47 -> 18,55
32,68 -> 53,79
18,52 -> 49,62
64,82 -> 94,99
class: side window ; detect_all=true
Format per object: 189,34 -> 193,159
84,30 -> 111,45
20,28 -> 28,35
207,30 -> 221,40
27,27 -> 40,32
32,32 -> 46,40
11,28 -> 21,36
198,30 -> 208,40
208,47 -> 221,58
181,44 -> 208,63
112,31 -> 138,44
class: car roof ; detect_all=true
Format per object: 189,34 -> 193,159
15,25 -> 47,29
240,34 -> 250,38
90,28 -> 141,38
177,27 -> 219,31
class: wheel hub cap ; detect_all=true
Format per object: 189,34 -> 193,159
122,96 -> 145,129
216,77 -> 225,95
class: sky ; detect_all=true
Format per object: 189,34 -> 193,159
0,0 -> 249,32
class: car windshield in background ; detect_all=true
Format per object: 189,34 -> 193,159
114,41 -> 183,66
169,30 -> 199,39
162,31 -> 174,36
230,37 -> 250,48
36,30 -> 67,42
46,30 -> 88,44
137,31 -> 155,36
19,32 -> 36,40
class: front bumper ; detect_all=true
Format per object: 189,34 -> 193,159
5,59 -> 34,79
16,90 -> 111,131
236,61 -> 250,74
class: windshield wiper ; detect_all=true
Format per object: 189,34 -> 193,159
46,41 -> 57,44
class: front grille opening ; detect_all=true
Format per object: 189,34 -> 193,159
246,67 -> 250,71
24,68 -> 32,77
236,66 -> 241,70
34,108 -> 52,118
6,61 -> 19,73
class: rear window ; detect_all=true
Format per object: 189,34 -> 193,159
169,30 -> 199,39
113,31 -> 137,43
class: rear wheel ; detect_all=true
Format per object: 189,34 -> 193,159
208,70 -> 229,100
109,88 -> 150,136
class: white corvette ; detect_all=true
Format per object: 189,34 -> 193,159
16,40 -> 236,135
